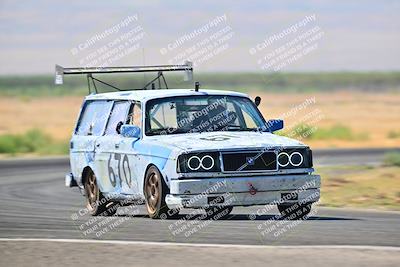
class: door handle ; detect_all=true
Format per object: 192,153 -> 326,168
96,143 -> 100,148
115,143 -> 120,149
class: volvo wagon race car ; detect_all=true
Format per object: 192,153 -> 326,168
56,61 -> 320,220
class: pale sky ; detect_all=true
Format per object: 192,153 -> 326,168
0,0 -> 399,74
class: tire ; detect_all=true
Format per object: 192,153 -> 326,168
205,206 -> 233,220
144,166 -> 171,219
277,203 -> 312,220
84,169 -> 117,216
101,202 -> 119,216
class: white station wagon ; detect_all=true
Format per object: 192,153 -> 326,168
56,62 -> 320,220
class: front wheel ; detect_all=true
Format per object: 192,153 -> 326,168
144,166 -> 171,219
277,203 -> 312,220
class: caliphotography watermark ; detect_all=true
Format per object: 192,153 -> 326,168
249,14 -> 325,72
163,181 -> 237,240
248,180 -> 320,239
265,95 -> 326,141
70,193 -> 143,238
70,14 -> 146,68
151,94 -> 325,146
159,14 -> 234,68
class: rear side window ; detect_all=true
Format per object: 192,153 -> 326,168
105,101 -> 131,135
76,100 -> 113,136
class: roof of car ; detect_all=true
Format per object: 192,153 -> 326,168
85,89 -> 249,102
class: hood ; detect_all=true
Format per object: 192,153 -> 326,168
145,131 -> 306,153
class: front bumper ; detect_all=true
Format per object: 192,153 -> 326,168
166,174 -> 320,209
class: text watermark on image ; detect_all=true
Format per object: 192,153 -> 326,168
70,14 -> 146,68
70,193 -> 142,238
159,14 -> 235,68
163,181 -> 237,240
248,180 -> 320,239
249,14 -> 324,72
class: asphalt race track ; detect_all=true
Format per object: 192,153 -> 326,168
0,148 -> 399,266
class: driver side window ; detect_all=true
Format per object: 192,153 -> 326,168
128,102 -> 142,128
105,101 -> 130,135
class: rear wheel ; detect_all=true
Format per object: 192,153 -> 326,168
84,169 -> 117,216
144,166 -> 171,219
277,203 -> 312,220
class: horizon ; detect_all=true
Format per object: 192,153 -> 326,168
2,70 -> 400,77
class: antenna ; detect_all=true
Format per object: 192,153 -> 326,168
195,81 -> 200,92
142,48 -> 146,88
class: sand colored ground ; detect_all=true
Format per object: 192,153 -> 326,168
0,91 -> 399,148
0,96 -> 82,140
251,91 -> 400,148
317,165 -> 400,210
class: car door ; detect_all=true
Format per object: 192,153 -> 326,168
118,101 -> 142,195
94,100 -> 141,196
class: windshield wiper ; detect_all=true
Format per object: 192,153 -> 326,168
224,126 -> 260,132
147,128 -> 189,135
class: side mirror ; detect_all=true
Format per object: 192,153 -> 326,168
264,119 -> 284,133
121,125 -> 141,138
116,121 -> 123,134
254,96 -> 261,107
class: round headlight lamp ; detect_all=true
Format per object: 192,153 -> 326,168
187,155 -> 215,171
187,156 -> 201,171
289,151 -> 303,166
201,155 -> 214,170
278,152 -> 290,167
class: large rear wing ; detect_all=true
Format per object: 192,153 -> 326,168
54,61 -> 193,93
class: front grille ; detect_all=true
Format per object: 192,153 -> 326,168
222,151 -> 277,172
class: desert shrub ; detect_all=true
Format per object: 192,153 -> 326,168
0,129 -> 68,155
388,130 -> 400,139
383,153 -> 400,167
282,124 -> 368,141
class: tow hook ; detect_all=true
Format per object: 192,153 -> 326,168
248,182 -> 257,195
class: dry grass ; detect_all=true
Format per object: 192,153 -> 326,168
250,91 -> 400,148
317,165 -> 400,210
0,96 -> 81,141
0,92 -> 399,148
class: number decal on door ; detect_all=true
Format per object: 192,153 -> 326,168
122,154 -> 132,188
108,154 -> 118,187
108,153 -> 134,188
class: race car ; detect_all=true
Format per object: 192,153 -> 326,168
56,61 -> 320,220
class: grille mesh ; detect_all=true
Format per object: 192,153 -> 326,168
222,151 -> 277,172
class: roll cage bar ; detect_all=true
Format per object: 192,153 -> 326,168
54,61 -> 193,94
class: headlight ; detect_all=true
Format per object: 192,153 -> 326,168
278,148 -> 312,169
177,152 -> 221,173
277,152 -> 290,167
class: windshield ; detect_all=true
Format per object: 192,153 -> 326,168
145,95 -> 266,136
